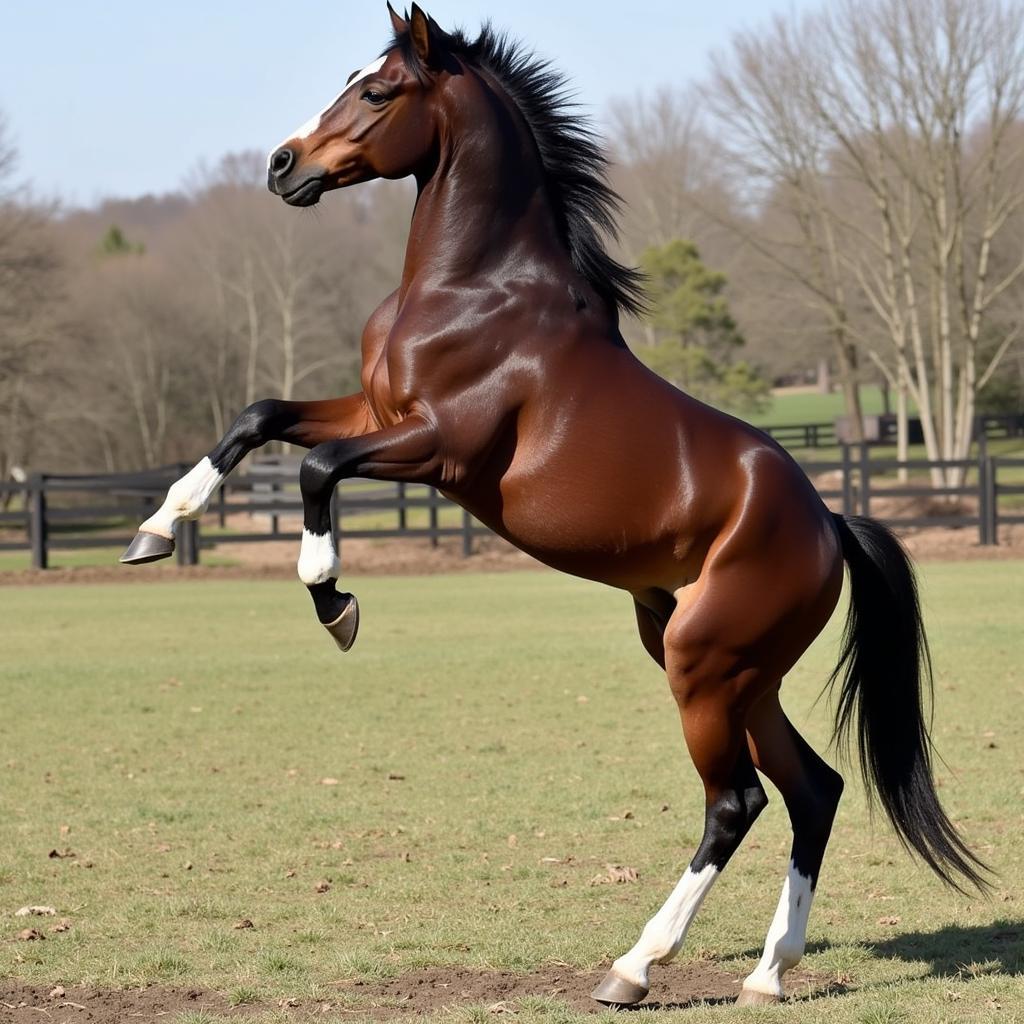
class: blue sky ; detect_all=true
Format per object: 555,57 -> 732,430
2,1 -> 816,206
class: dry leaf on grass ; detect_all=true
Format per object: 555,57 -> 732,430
589,864 -> 639,886
48,848 -> 75,859
876,915 -> 902,926
233,918 -> 255,930
52,919 -> 72,933
387,772 -> 405,781
17,928 -> 45,941
315,879 -> 332,893
320,778 -> 339,786
14,906 -> 56,917
48,986 -> 65,1000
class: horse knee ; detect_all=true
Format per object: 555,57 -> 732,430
299,446 -> 338,500
234,399 -> 283,446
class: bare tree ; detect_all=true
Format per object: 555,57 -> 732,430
0,112 -> 65,485
810,0 -> 1024,482
706,18 -> 867,439
709,0 -> 1024,478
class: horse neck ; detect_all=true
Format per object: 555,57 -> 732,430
400,72 -> 567,294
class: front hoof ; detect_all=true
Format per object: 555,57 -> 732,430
323,593 -> 359,652
120,531 -> 175,565
591,971 -> 649,1008
735,988 -> 781,1006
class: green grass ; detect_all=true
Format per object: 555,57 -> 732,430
749,386 -> 894,428
0,546 -> 240,572
0,568 -> 1021,1024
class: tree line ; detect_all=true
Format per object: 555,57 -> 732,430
2,0 -> 1023,484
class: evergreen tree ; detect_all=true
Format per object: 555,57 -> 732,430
638,239 -> 768,414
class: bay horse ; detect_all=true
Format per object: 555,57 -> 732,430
121,3 -> 988,1007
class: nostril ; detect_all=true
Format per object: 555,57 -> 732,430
271,147 -> 295,177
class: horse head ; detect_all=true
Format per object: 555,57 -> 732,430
267,3 -> 453,206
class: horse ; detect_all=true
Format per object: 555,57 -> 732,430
120,3 -> 989,1007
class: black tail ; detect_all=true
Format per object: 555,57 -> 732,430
828,514 -> 990,893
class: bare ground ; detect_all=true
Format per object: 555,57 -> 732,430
1,964 -> 834,1021
2,516 -> 1021,590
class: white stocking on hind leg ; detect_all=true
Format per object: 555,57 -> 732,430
592,742 -> 767,1006
738,691 -> 844,1005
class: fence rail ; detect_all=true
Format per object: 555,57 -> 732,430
760,411 -> 1024,448
1,447 -> 1023,569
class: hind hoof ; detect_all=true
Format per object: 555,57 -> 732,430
735,988 -> 781,1006
591,971 -> 648,1007
120,531 -> 175,565
323,593 -> 359,652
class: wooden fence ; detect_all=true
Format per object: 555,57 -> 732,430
2,447 -> 1023,569
761,411 -> 1024,449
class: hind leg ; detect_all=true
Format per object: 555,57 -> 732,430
593,613 -> 770,1006
736,690 -> 844,1005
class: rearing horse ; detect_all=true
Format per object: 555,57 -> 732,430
121,4 -> 988,1007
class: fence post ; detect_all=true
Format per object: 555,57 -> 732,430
859,443 -> 871,517
270,478 -> 280,536
330,485 -> 341,559
983,457 -> 998,546
176,519 -> 200,566
840,444 -> 854,516
217,483 -> 227,528
461,508 -> 473,558
29,474 -> 48,570
397,482 -> 407,531
189,519 -> 201,565
429,487 -> 439,548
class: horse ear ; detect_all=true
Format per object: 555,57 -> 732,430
409,3 -> 439,67
387,2 -> 407,34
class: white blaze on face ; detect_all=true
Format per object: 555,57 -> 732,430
269,54 -> 389,164
741,862 -> 815,999
140,457 -> 224,540
609,864 -> 720,990
297,528 -> 341,586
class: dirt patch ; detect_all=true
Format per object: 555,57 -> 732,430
337,963 -> 833,1013
900,521 -> 1024,560
0,980 -> 243,1022
2,517 -> 1021,590
0,536 -> 540,587
1,965 -> 835,1021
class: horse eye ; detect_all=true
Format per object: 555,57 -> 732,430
361,90 -> 388,106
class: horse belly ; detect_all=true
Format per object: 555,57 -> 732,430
479,448 -> 702,591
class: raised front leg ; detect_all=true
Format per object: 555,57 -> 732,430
120,395 -> 373,564
296,415 -> 441,651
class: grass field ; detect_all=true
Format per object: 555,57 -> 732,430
748,386 -> 893,428
1,567 -> 1022,1023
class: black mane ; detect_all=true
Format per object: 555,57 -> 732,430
388,20 -> 646,319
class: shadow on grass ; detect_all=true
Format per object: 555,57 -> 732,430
617,982 -> 852,1013
869,919 -> 1023,978
724,919 -> 1022,981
